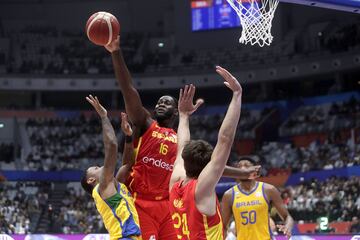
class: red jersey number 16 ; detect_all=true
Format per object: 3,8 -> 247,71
172,213 -> 190,239
159,143 -> 169,155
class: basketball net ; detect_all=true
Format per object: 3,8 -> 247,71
227,0 -> 279,47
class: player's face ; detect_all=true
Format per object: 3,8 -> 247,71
237,160 -> 254,182
86,165 -> 102,184
154,96 -> 178,121
237,160 -> 254,169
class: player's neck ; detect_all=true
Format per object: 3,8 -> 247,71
157,118 -> 174,129
239,181 -> 256,192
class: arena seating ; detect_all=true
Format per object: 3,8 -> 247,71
24,115 -> 121,170
287,176 -> 360,223
0,182 -> 51,234
258,137 -> 360,173
281,96 -> 360,136
4,21 -> 360,75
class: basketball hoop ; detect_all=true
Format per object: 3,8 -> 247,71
227,0 -> 279,47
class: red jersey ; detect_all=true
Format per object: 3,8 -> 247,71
169,179 -> 224,240
127,121 -> 177,201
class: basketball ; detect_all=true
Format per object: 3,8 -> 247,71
86,11 -> 120,46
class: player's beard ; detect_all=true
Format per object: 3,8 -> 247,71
154,108 -> 174,122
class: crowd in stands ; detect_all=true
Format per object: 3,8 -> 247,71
286,176 -> 360,224
258,134 -> 360,173
281,96 -> 360,136
1,177 -> 359,234
6,26 -> 143,75
325,23 -> 360,52
57,186 -> 104,234
22,108 -> 271,170
3,20 -> 360,75
0,182 -> 51,234
0,142 -> 14,163
190,108 -> 266,142
25,115 -> 121,170
17,102 -> 360,173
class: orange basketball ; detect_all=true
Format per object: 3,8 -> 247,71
85,12 -> 120,46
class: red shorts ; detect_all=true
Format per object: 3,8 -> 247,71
134,197 -> 177,240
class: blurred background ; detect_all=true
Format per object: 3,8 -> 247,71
0,0 -> 359,238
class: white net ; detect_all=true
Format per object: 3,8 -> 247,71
226,0 -> 279,47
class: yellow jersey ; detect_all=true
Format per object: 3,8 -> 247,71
231,182 -> 272,240
92,182 -> 142,240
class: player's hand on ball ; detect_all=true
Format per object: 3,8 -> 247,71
216,66 -> 242,94
248,165 -> 262,179
277,224 -> 292,239
121,112 -> 133,136
105,35 -> 120,53
86,95 -> 107,118
179,84 -> 204,116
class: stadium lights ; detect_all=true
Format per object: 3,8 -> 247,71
0,123 -> 4,128
158,42 -> 164,48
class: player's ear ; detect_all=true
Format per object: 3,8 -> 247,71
87,177 -> 96,185
174,108 -> 179,116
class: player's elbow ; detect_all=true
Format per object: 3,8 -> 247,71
108,139 -> 118,150
217,134 -> 234,145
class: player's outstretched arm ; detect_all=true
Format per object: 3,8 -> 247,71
223,165 -> 261,179
196,66 -> 242,216
105,36 -> 151,129
265,184 -> 294,239
221,189 -> 234,237
169,84 -> 204,190
116,112 -> 135,183
86,95 -> 118,198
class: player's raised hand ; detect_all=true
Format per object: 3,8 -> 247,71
178,84 -> 204,116
248,165 -> 262,179
277,224 -> 292,239
216,66 -> 242,94
105,35 -> 120,53
86,95 -> 107,118
121,112 -> 133,136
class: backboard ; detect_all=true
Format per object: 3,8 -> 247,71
280,0 -> 360,13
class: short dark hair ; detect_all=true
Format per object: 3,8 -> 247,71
171,96 -> 178,108
80,170 -> 94,195
237,156 -> 258,166
182,140 -> 214,178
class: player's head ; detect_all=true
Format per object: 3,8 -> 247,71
182,140 -> 214,178
154,95 -> 178,124
234,156 -> 257,182
80,165 -> 103,195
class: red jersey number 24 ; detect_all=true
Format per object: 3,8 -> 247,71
172,212 -> 190,239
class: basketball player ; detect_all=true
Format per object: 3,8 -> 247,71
105,37 -> 260,240
169,66 -> 253,239
80,95 -> 141,240
221,157 -> 294,240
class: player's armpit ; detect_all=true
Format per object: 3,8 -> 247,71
99,178 -> 118,199
116,165 -> 131,184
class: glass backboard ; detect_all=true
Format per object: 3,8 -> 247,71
280,0 -> 360,13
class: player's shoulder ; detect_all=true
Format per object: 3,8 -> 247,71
262,182 -> 277,191
223,185 -> 236,198
262,182 -> 279,199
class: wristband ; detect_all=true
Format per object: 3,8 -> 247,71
125,135 -> 133,143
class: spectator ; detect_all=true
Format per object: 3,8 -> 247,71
350,216 -> 360,233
